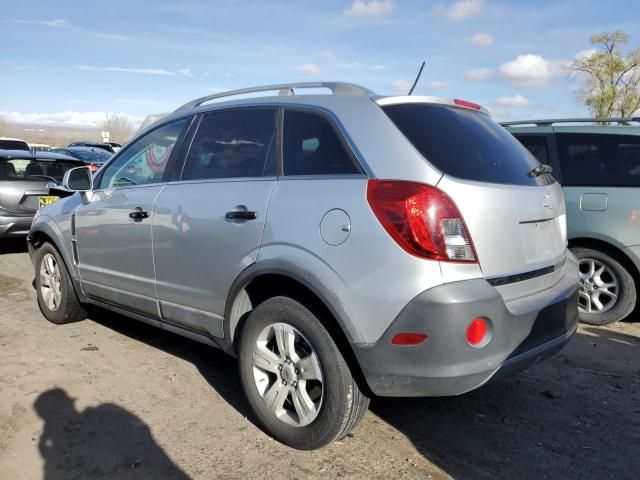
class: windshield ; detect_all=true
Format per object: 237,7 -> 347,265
68,149 -> 112,163
0,158 -> 80,182
382,103 -> 552,186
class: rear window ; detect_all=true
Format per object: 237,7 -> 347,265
556,132 -> 640,186
68,149 -> 112,163
514,134 -> 550,165
0,140 -> 30,151
382,104 -> 549,186
0,158 -> 80,182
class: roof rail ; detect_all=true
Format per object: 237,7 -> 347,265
501,117 -> 640,127
174,82 -> 374,113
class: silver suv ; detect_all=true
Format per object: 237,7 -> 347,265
28,82 -> 579,449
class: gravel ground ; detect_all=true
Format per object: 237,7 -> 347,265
1,239 -> 638,480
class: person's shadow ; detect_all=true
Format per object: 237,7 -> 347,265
34,388 -> 190,480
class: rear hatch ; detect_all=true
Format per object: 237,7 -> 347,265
381,101 -> 566,280
0,157 -> 79,214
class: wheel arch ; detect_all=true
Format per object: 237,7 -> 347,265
224,261 -> 370,393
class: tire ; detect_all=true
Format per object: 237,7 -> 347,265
238,296 -> 369,450
35,242 -> 87,324
572,247 -> 636,326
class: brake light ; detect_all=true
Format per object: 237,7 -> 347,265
88,163 -> 100,173
367,180 -> 477,262
454,99 -> 481,111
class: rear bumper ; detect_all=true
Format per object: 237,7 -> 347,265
353,261 -> 579,397
0,214 -> 34,238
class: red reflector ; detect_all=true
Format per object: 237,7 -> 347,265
454,98 -> 481,111
466,317 -> 488,346
391,332 -> 428,346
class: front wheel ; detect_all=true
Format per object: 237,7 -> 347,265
35,242 -> 87,324
238,296 -> 369,450
572,247 -> 636,326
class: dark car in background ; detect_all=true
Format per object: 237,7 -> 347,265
67,141 -> 115,153
0,150 -> 84,238
51,146 -> 112,172
0,137 -> 30,151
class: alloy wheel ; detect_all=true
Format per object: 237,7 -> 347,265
578,258 -> 619,314
251,322 -> 324,427
40,253 -> 62,311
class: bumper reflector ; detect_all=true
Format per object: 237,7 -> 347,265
391,332 -> 428,346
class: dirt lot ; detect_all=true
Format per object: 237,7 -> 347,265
1,239 -> 638,480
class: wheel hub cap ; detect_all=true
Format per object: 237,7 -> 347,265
578,258 -> 618,314
251,322 -> 324,427
39,253 -> 62,312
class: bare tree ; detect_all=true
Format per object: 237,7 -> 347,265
0,113 -> 8,136
570,31 -> 640,117
101,113 -> 135,144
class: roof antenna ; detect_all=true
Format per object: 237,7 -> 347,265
408,61 -> 426,95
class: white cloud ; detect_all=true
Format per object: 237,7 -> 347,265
336,61 -> 386,70
321,50 -> 336,62
499,54 -> 567,88
391,80 -> 412,92
297,63 -> 320,76
344,0 -> 394,17
436,0 -> 485,21
492,94 -> 531,108
75,65 -> 177,76
427,81 -> 448,90
2,111 -> 142,128
470,32 -> 494,47
178,68 -> 195,77
10,18 -> 75,28
574,48 -> 597,60
94,32 -> 129,41
464,67 -> 492,81
116,98 -> 165,106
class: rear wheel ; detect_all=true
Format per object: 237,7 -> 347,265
35,242 -> 87,324
572,247 -> 636,326
238,296 -> 369,450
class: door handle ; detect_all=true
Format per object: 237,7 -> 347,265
225,209 -> 258,220
129,207 -> 150,220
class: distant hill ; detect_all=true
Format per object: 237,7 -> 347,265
0,122 -> 103,148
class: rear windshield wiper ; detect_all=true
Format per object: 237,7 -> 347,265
528,164 -> 553,177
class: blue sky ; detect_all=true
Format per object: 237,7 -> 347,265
1,0 -> 639,127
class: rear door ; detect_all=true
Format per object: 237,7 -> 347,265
74,118 -> 189,316
382,103 -> 567,280
152,108 -> 278,337
554,130 -> 640,247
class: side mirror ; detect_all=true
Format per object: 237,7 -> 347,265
63,166 -> 93,191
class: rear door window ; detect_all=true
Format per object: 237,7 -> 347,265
513,134 -> 550,165
181,108 -> 277,180
382,104 -> 548,186
283,110 -> 361,176
556,133 -> 640,186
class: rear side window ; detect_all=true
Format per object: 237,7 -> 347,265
182,108 -> 277,180
0,158 -> 80,182
283,110 -> 361,176
514,135 -> 550,165
556,133 -> 640,186
383,104 -> 547,186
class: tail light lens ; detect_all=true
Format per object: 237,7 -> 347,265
88,163 -> 100,173
367,180 -> 477,262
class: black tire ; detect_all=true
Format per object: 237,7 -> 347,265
572,247 -> 636,326
35,242 -> 87,324
238,296 -> 369,450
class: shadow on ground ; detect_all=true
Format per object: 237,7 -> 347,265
371,327 -> 640,480
34,388 -> 190,480
86,308 -> 639,479
0,238 -> 28,255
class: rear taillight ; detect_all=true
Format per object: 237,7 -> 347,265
88,163 -> 100,173
367,180 -> 477,262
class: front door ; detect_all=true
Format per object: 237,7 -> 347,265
153,107 -> 278,337
75,118 -> 189,316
